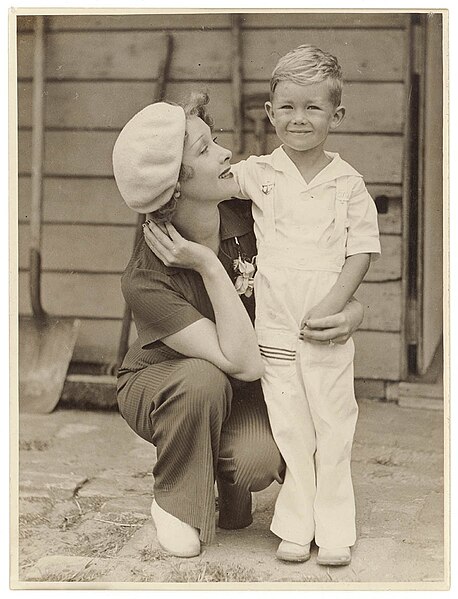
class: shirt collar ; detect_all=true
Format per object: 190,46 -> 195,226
254,146 -> 363,188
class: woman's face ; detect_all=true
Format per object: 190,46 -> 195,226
179,117 -> 240,202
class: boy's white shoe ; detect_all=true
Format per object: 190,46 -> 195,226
151,499 -> 200,558
276,540 -> 311,562
317,546 -> 351,566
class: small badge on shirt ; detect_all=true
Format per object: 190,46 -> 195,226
261,183 -> 275,195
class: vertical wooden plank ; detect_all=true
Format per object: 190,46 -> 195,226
400,15 -> 415,380
231,14 -> 244,154
418,14 -> 443,374
354,331 -> 401,380
30,16 -> 45,258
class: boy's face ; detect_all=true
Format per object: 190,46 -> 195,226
265,80 -> 345,154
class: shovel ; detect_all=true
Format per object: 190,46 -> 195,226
19,16 -> 80,413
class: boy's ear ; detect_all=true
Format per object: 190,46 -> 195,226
265,101 -> 276,126
330,105 -> 346,130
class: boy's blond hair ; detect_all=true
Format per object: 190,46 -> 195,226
270,44 -> 343,107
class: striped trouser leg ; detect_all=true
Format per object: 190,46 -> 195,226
117,358 -> 233,545
217,379 -> 285,530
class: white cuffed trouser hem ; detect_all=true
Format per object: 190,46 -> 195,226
270,517 -> 315,546
269,464 -> 357,547
313,450 -> 357,548
269,467 -> 316,545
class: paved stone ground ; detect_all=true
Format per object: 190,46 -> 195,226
12,399 -> 448,590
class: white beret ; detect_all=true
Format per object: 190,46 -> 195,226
112,102 -> 186,213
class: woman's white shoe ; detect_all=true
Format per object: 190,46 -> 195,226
151,499 -> 200,557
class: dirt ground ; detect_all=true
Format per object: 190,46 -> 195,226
12,398 -> 448,590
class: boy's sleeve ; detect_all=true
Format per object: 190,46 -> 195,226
231,158 -> 258,200
346,178 -> 381,259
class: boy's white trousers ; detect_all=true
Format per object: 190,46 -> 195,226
255,253 -> 359,548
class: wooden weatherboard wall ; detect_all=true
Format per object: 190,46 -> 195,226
17,12 -> 408,380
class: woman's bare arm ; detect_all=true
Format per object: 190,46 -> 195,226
143,221 -> 264,381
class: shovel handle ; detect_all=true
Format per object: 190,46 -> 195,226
30,15 -> 46,255
30,15 -> 46,318
155,33 -> 174,101
29,249 -> 46,320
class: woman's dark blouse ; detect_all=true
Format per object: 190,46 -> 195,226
118,199 -> 256,377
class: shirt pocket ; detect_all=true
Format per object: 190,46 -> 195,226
307,337 -> 355,367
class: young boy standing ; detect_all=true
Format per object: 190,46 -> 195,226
231,45 -> 381,566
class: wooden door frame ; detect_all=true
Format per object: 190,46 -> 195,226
401,13 -> 444,379
400,14 -> 418,380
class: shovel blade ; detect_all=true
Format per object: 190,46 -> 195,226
19,317 -> 80,413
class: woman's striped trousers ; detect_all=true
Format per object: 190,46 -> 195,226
117,358 -> 284,544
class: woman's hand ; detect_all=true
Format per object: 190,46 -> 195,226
143,220 -> 214,273
299,297 -> 364,345
143,219 -> 263,381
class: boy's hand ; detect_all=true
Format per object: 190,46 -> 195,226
299,297 -> 364,345
300,298 -> 346,344
300,253 -> 371,343
300,313 -> 350,345
300,296 -> 339,328
299,312 -> 352,345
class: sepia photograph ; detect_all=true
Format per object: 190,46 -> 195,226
10,6 -> 449,590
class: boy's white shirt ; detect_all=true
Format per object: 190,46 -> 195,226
231,146 -> 381,259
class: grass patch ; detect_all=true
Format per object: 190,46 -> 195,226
19,512 -> 51,526
75,496 -> 105,513
72,525 -> 136,559
139,546 -> 170,562
165,561 -> 261,583
19,512 -> 51,538
19,440 -> 51,451
371,454 -> 399,467
132,471 -> 153,479
26,560 -> 102,583
301,574 -> 333,582
94,512 -> 146,526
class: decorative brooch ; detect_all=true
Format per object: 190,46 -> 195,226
232,237 -> 256,297
261,183 -> 275,195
